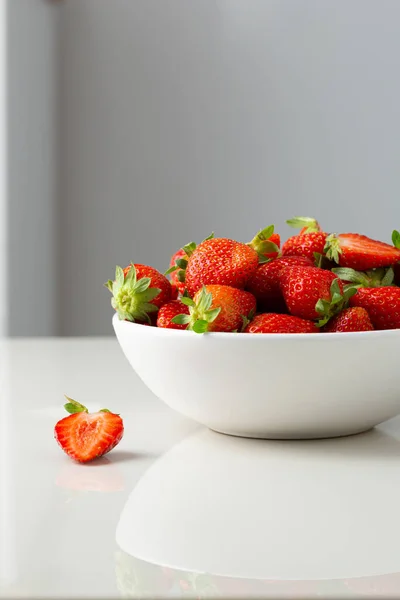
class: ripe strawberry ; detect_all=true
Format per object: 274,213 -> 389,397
170,283 -> 179,300
105,263 -> 171,323
324,233 -> 400,270
281,232 -> 328,261
244,313 -> 318,334
323,307 -> 373,332
167,248 -> 189,296
246,255 -> 313,311
172,285 -> 256,333
286,216 -> 322,235
165,234 -> 214,295
279,266 -> 354,323
185,238 -> 259,297
349,287 -> 400,330
157,300 -> 190,330
248,225 -> 280,261
55,397 -> 124,463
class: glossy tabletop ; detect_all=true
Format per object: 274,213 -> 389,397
1,338 -> 400,599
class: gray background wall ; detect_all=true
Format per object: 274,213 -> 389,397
7,0 -> 400,335
7,0 -> 60,336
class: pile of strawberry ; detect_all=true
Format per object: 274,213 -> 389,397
106,218 -> 400,334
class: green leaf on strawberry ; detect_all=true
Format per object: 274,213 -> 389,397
106,264 -> 161,323
315,279 -> 358,327
332,266 -> 394,288
248,225 -> 279,263
171,286 -> 221,334
286,216 -> 320,233
392,230 -> 400,249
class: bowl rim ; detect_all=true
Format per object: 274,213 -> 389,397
112,313 -> 400,340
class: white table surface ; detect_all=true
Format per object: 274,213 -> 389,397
2,338 -> 400,599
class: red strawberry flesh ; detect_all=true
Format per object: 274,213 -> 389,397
55,411 -> 124,463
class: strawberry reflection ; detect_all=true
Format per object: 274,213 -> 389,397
56,456 -> 124,493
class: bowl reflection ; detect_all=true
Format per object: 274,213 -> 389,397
116,427 -> 400,597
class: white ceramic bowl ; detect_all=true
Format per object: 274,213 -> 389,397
113,314 -> 400,439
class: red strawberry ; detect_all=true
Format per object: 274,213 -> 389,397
323,307 -> 373,332
244,313 -> 318,334
157,300 -> 190,330
106,263 -> 171,322
185,238 -> 259,297
280,266 -> 350,322
248,225 -> 280,261
267,233 -> 281,258
167,248 -> 189,296
55,397 -> 124,463
170,283 -> 179,300
246,255 -> 313,311
324,233 -> 400,271
286,216 -> 322,235
349,287 -> 400,330
166,234 -> 215,296
172,285 -> 256,333
281,232 -> 328,261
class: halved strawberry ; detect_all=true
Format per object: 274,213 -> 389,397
324,233 -> 400,270
105,263 -> 171,323
54,397 -> 124,463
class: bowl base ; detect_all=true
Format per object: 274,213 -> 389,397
209,426 -> 374,441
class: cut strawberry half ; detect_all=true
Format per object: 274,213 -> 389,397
324,233 -> 400,271
54,397 -> 124,463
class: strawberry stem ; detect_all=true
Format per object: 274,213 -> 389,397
171,286 -> 221,334
64,395 -> 88,414
324,234 -> 342,264
286,216 -> 320,233
248,225 -> 279,263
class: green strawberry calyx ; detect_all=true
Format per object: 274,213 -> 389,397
171,286 -> 221,334
64,395 -> 114,415
315,279 -> 358,327
324,233 -> 342,264
105,264 -> 161,323
64,396 -> 88,414
286,216 -> 320,233
332,266 -> 394,288
248,225 -> 279,264
392,230 -> 400,250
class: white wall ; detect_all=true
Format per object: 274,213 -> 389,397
7,0 -> 60,335
59,0 -> 400,336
